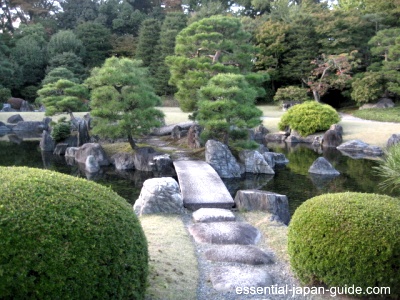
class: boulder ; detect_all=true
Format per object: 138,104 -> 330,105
330,124 -> 343,135
111,152 -> 135,170
1,103 -> 12,112
250,124 -> 269,142
322,129 -> 342,148
337,139 -> 369,152
239,150 -> 275,175
152,154 -> 175,175
152,121 -> 194,136
42,117 -> 52,131
85,155 -> 100,173
0,125 -> 11,133
7,134 -> 22,144
7,114 -> 24,124
263,152 -> 288,168
205,139 -> 242,178
374,97 -> 395,108
7,97 -> 24,109
20,100 -> 33,112
76,118 -> 90,146
133,147 -> 160,171
65,147 -> 79,158
39,130 -> 55,152
387,134 -> 400,148
210,266 -> 274,292
187,124 -> 203,149
133,177 -> 184,216
75,143 -> 109,166
234,190 -> 290,225
171,125 -> 188,139
265,133 -> 287,142
188,222 -> 260,245
53,143 -> 69,155
308,157 -> 340,176
13,121 -> 44,131
337,139 -> 384,158
192,208 -> 236,223
205,245 -> 274,265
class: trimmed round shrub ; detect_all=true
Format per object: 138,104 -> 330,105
288,192 -> 400,297
278,101 -> 339,136
0,86 -> 11,103
0,166 -> 148,299
51,122 -> 71,142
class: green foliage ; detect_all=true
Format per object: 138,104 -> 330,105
278,101 -> 340,136
42,67 -> 80,85
86,57 -> 164,149
135,19 -> 161,68
51,121 -> 71,142
374,143 -> 400,191
0,166 -> 148,299
197,73 -> 263,144
46,52 -> 87,80
166,15 -> 258,112
20,85 -> 40,102
75,22 -> 112,68
37,79 -> 89,116
351,72 -> 386,103
0,86 -> 11,103
47,30 -> 85,59
273,86 -> 310,102
58,0 -> 100,29
288,192 -> 400,297
152,12 -> 188,95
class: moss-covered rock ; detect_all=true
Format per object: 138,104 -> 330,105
288,192 -> 400,297
279,101 -> 339,137
0,166 -> 148,299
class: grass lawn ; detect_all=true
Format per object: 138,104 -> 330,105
352,107 -> 400,123
140,214 -> 198,300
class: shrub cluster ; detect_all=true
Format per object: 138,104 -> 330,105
0,166 -> 148,299
0,86 -> 11,103
288,192 -> 400,298
278,101 -> 340,136
51,121 -> 71,142
273,85 -> 310,102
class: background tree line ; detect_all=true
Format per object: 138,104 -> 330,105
0,0 -> 399,108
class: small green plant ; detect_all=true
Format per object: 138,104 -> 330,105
374,143 -> 400,191
273,86 -> 310,102
0,86 -> 11,103
279,101 -> 339,136
288,192 -> 400,298
51,121 -> 71,142
0,166 -> 148,299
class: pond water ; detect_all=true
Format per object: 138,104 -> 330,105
0,139 -> 397,215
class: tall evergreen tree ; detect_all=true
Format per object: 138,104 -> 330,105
135,19 -> 161,68
152,12 -> 188,95
166,15 -> 261,112
47,30 -> 86,59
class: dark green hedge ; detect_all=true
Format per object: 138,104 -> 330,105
0,166 -> 148,300
288,192 -> 400,298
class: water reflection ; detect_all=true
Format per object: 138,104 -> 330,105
1,140 -> 397,214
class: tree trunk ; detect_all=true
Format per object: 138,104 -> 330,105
128,134 -> 137,150
312,89 -> 321,102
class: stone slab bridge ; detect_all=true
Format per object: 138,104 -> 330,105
173,160 -> 234,210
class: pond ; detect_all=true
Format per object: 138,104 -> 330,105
0,138 -> 397,215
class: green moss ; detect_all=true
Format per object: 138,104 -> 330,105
288,192 -> 400,297
0,166 -> 148,300
279,101 -> 340,136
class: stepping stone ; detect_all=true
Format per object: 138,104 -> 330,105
210,265 -> 274,292
205,245 -> 274,265
192,208 -> 236,223
188,222 -> 260,245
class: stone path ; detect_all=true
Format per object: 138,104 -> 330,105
174,160 -> 234,210
185,208 -> 307,300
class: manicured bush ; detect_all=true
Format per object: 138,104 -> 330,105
278,101 -> 339,136
0,86 -> 11,103
288,192 -> 400,297
0,166 -> 148,299
51,121 -> 71,142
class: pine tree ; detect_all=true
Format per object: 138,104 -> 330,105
135,19 -> 161,68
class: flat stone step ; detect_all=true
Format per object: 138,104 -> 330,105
205,245 -> 274,265
192,208 -> 236,223
210,265 -> 274,292
173,160 -> 234,210
188,222 -> 260,245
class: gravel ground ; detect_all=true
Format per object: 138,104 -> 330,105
181,213 -> 317,300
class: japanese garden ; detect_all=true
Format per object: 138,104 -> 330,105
0,0 -> 400,299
